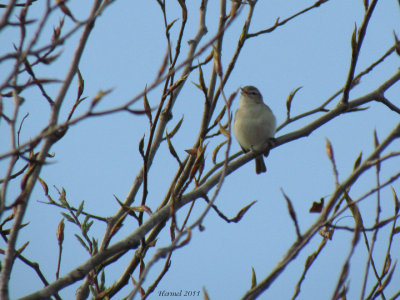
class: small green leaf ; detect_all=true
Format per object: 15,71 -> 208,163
61,212 -> 75,224
75,234 -> 89,252
76,200 -> 84,217
83,220 -> 93,235
59,187 -> 68,207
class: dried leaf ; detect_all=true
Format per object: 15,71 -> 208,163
281,188 -> 301,237
91,89 -> 113,108
55,0 -> 76,21
212,140 -> 228,164
131,205 -> 153,216
319,225 -> 334,240
38,177 -> 49,196
212,106 -> 226,127
51,17 -> 65,43
392,186 -> 399,214
17,241 -> 29,254
203,287 -> 210,300
166,73 -> 189,95
309,198 -> 324,213
143,86 -> 152,124
77,69 -> 84,99
373,129 -> 379,148
394,31 -> 400,56
198,63 -> 207,93
0,213 -> 15,227
228,90 -> 238,108
185,148 -> 198,157
305,253 -> 317,269
56,218 -> 65,245
325,138 -> 334,162
231,201 -> 257,223
139,134 -> 145,158
251,267 -> 257,288
376,261 -> 397,294
146,239 -> 158,248
166,18 -> 178,33
213,45 -> 223,76
351,23 -> 358,50
41,52 -> 62,64
164,116 -> 183,140
219,121 -> 230,138
110,212 -> 127,237
286,86 -> 302,118
383,255 -> 391,276
353,151 -> 362,171
189,142 -> 208,181
344,191 -> 363,230
166,131 -> 181,165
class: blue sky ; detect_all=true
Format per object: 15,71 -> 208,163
1,0 -> 400,299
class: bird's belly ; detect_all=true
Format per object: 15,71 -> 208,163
234,118 -> 274,151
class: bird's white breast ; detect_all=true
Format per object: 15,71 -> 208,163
234,102 -> 276,151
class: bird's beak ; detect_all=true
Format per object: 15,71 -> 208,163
240,87 -> 246,95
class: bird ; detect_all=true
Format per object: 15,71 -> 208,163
233,85 -> 277,174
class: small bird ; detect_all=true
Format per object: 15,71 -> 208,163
234,86 -> 277,174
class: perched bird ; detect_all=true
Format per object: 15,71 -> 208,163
233,85 -> 277,174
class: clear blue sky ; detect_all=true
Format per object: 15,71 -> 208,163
1,0 -> 400,299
